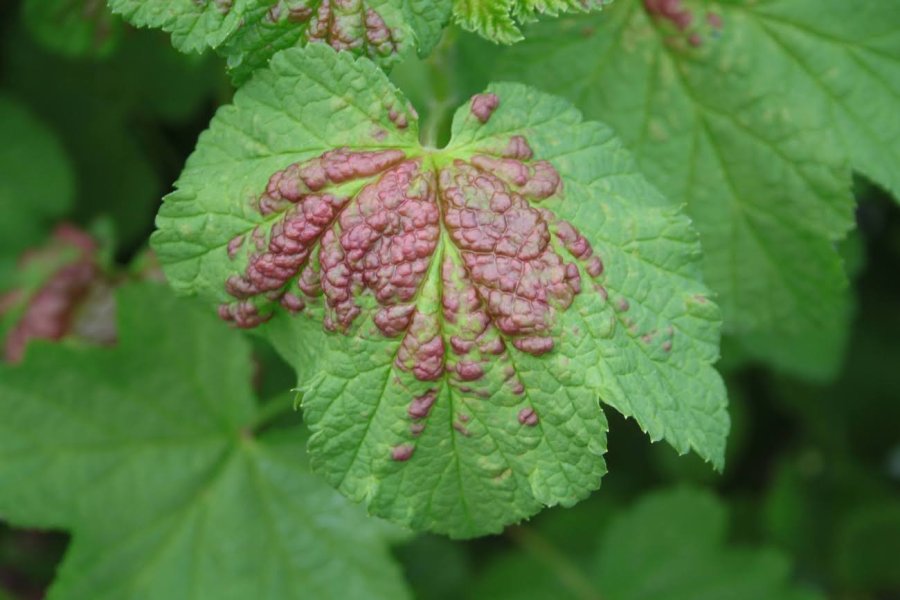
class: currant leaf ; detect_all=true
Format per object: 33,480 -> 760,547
108,0 -> 453,82
152,45 -> 728,538
486,0 -> 900,378
453,0 -> 612,44
472,488 -> 824,600
0,284 -> 410,599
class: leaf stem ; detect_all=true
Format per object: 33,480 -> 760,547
249,393 -> 300,434
506,526 -> 603,600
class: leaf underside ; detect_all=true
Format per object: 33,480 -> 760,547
152,44 -> 727,538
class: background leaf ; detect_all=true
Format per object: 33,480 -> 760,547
470,487 -> 823,600
0,284 -> 410,600
0,95 -> 74,282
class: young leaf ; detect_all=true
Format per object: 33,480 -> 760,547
488,0 -> 900,377
472,488 -> 824,600
152,44 -> 728,538
108,0 -> 453,82
0,284 -> 410,600
452,0 -> 611,44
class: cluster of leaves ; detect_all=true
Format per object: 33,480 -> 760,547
1,0 -> 898,598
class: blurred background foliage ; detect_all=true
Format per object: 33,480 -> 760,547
0,1 -> 897,599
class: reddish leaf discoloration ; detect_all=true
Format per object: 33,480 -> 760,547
3,226 -> 118,363
409,389 -> 438,419
395,310 -> 444,380
440,161 -> 578,357
265,0 -> 403,59
324,160 -> 438,332
517,407 -> 539,426
219,114 -> 623,390
470,93 -> 499,123
218,300 -> 271,328
391,443 -> 415,461
222,148 -> 408,321
644,0 -> 724,48
644,0 -> 693,31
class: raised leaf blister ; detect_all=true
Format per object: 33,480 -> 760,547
153,45 -> 728,537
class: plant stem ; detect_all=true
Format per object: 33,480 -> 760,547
249,393 -> 300,434
506,526 -> 603,600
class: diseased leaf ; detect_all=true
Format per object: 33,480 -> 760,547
452,0 -> 612,44
485,0 -> 900,377
108,0 -> 453,82
152,45 -> 727,538
0,95 -> 74,281
0,225 -> 114,364
0,284 -> 410,600
472,488 -> 824,600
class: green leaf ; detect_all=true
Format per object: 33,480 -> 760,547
472,488 -> 824,600
0,283 -> 409,599
486,0 -> 899,377
744,1 -> 900,199
453,0 -> 612,44
22,0 -> 123,58
0,95 -> 74,279
452,0 -> 612,44
406,0 -> 453,56
108,0 -> 453,82
152,44 -> 727,538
